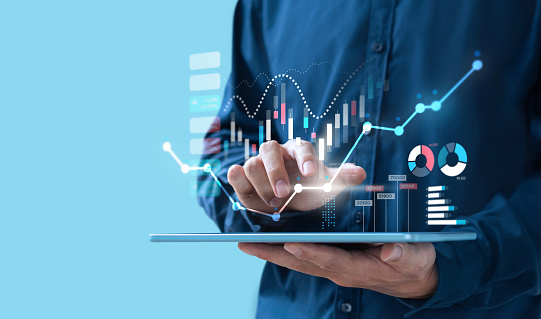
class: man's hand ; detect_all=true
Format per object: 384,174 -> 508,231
227,139 -> 366,213
238,242 -> 438,299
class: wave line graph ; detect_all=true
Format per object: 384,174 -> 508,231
224,57 -> 375,120
227,60 -> 351,91
166,59 -> 483,222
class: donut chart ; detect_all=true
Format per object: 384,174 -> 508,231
408,145 -> 434,177
438,143 -> 467,177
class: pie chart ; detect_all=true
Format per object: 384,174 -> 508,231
408,145 -> 434,177
438,143 -> 467,177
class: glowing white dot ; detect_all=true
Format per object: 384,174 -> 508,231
181,164 -> 190,174
162,142 -> 171,152
323,183 -> 332,193
363,122 -> 372,133
203,163 -> 212,173
294,184 -> 303,193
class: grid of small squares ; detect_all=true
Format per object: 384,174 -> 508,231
321,195 -> 336,229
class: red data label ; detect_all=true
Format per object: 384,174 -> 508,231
400,183 -> 418,190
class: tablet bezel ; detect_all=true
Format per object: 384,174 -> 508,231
149,232 -> 477,243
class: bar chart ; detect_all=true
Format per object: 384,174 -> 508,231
425,185 -> 466,225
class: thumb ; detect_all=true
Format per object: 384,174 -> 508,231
381,243 -> 406,263
326,163 -> 366,193
380,243 -> 431,267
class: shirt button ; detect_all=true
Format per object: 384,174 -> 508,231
372,42 -> 384,53
341,302 -> 352,313
354,211 -> 363,224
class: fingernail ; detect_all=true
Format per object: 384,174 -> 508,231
239,246 -> 256,256
285,244 -> 302,257
269,197 -> 281,207
384,244 -> 403,262
275,179 -> 290,198
302,161 -> 316,176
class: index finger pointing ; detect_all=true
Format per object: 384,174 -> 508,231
283,139 -> 319,177
259,140 -> 290,198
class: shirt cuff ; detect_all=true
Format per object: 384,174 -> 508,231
395,230 -> 486,317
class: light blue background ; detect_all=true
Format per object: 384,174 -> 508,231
0,1 -> 265,318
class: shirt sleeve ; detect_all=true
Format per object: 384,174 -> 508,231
399,61 -> 541,317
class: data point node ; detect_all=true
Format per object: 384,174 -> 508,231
162,142 -> 171,152
415,103 -> 426,113
181,164 -> 190,174
362,122 -> 372,133
232,202 -> 242,211
203,163 -> 212,173
294,184 -> 303,193
272,213 -> 281,222
472,60 -> 483,70
431,101 -> 442,112
323,183 -> 332,193
394,126 -> 404,136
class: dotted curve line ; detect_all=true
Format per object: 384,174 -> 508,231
227,60 -> 350,90
224,58 -> 372,120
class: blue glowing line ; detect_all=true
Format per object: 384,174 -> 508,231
329,131 -> 365,185
401,111 -> 418,128
371,126 -> 394,131
341,132 -> 364,167
209,170 -> 236,205
370,64 -> 477,134
440,68 -> 475,104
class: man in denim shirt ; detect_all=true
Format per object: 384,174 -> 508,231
198,1 -> 541,317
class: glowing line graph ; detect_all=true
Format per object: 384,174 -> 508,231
165,59 -> 483,222
163,141 -> 280,220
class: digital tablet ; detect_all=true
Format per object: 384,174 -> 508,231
149,232 -> 477,243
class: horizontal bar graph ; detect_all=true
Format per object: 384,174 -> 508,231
428,205 -> 457,212
427,213 -> 451,218
427,220 -> 467,225
427,199 -> 451,205
427,185 -> 448,192
426,185 -> 464,226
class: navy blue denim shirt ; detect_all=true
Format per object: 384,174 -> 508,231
198,0 -> 541,317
